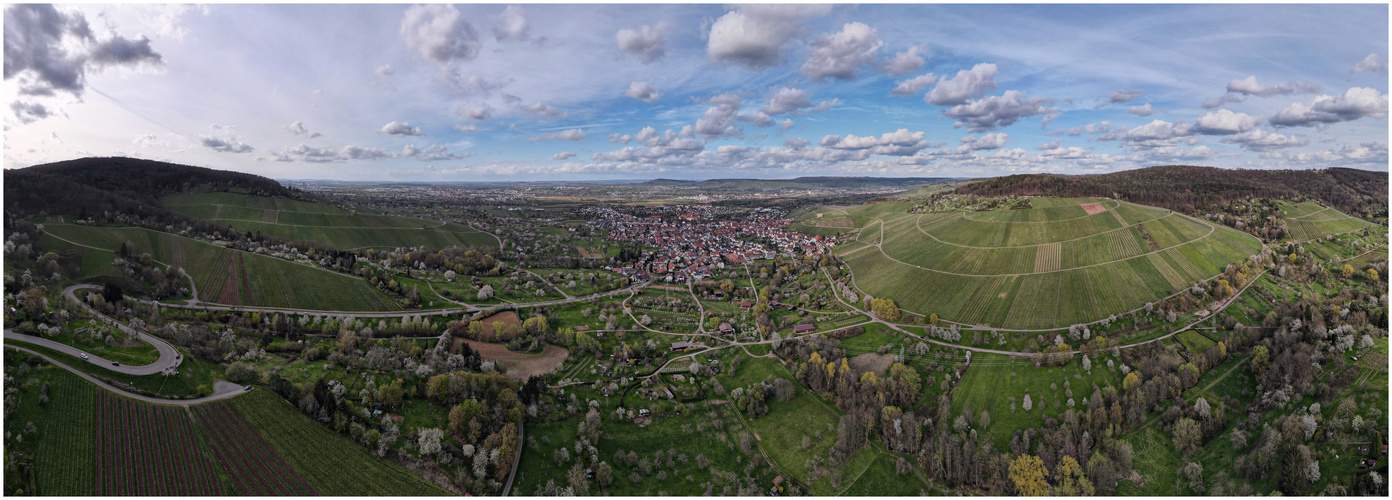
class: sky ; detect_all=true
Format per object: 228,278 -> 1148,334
2,3 -> 1388,181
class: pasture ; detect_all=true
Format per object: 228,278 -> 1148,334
838,198 -> 1263,329
949,352 -> 1122,449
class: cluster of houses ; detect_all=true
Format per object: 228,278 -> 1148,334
583,206 -> 831,281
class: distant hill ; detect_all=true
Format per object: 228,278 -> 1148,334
4,157 -> 296,221
954,166 -> 1388,222
643,176 -> 962,191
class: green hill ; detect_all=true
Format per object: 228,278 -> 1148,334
162,191 -> 498,251
1277,201 -> 1375,242
836,197 -> 1263,329
39,224 -> 400,311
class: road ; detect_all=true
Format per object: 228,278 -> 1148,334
4,284 -> 185,376
4,344 -> 248,405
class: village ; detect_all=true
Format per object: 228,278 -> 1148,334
582,206 -> 831,282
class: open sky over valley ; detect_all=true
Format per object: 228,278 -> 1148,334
3,3 -> 1388,180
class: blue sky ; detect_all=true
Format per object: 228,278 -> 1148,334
3,3 -> 1387,181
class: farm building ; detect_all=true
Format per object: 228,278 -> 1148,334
793,324 -> 814,334
719,322 -> 734,334
670,341 -> 697,352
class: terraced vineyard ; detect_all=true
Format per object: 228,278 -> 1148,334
40,224 -> 400,311
163,191 -> 498,250
1278,201 -> 1374,242
837,198 -> 1263,330
95,391 -> 221,495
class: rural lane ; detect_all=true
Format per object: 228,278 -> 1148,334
1,284 -> 186,376
5,344 -> 247,405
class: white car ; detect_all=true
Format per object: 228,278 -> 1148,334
80,353 -> 89,360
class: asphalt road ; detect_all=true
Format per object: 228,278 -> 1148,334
2,285 -> 185,376
5,344 -> 248,406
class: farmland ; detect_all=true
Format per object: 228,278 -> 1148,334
838,198 -> 1263,329
1278,201 -> 1374,242
39,224 -> 400,311
96,391 -> 223,495
164,191 -> 498,250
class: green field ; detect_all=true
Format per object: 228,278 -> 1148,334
33,367 -> 98,495
40,224 -> 400,311
838,198 -> 1263,329
226,389 -> 450,495
1278,201 -> 1374,242
950,352 -> 1121,449
164,191 -> 497,250
746,388 -> 844,493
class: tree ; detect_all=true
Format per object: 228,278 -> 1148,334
1053,455 -> 1094,496
23,288 -> 46,318
1122,372 -> 1141,392
566,463 -> 589,495
418,427 -> 444,456
1251,345 -> 1270,374
1194,397 -> 1211,420
596,461 -> 613,489
1022,394 -> 1033,411
1009,454 -> 1049,496
928,313 -> 939,325
478,284 -> 494,301
377,380 -> 404,408
1173,418 -> 1201,457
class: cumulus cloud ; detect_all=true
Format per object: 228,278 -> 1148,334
882,45 -> 927,76
460,104 -> 492,120
1119,119 -> 1194,144
801,22 -> 883,82
1226,76 -> 1320,97
1261,142 -> 1387,166
608,133 -> 632,144
763,87 -> 812,115
778,119 -> 795,131
4,4 -> 163,119
927,63 -> 998,105
453,123 -> 479,133
960,133 -> 1009,150
942,90 -> 1057,132
1203,76 -> 1320,108
447,74 -> 511,95
261,143 -> 471,163
889,73 -> 938,97
553,151 -> 576,160
199,135 -> 253,153
518,100 -> 564,118
378,121 -> 424,136
1269,87 -> 1389,127
10,101 -> 51,123
820,128 -> 933,156
1127,104 -> 1157,116
529,128 -> 586,142
1352,53 -> 1388,74
615,21 -> 671,64
1108,88 -> 1143,104
492,5 -> 529,42
1194,109 -> 1262,135
624,81 -> 662,103
287,121 -> 322,138
706,4 -> 831,69
688,93 -> 744,139
374,65 -> 395,77
1220,129 -> 1305,152
399,4 -> 480,67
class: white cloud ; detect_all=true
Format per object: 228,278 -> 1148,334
1226,75 -> 1320,97
624,81 -> 662,103
688,93 -> 744,139
1048,121 -> 1112,137
889,73 -> 938,97
706,4 -> 831,69
927,63 -> 998,105
453,123 -> 479,133
461,104 -> 492,120
492,5 -> 530,42
1220,129 -> 1305,152
801,22 -> 883,82
1269,87 -> 1389,127
1352,53 -> 1388,74
399,4 -> 480,67
607,133 -> 631,144
529,128 -> 586,142
820,128 -> 933,156
374,65 -> 394,77
1127,103 -> 1157,116
1194,109 -> 1262,135
961,132 -> 1009,150
287,121 -> 321,138
198,135 -> 253,153
763,87 -> 811,115
518,101 -> 564,118
1118,119 -> 1194,145
942,90 -> 1057,132
378,121 -> 424,136
1261,142 -> 1387,166
553,151 -> 576,160
1108,88 -> 1143,104
615,21 -> 671,64
778,119 -> 795,131
882,45 -> 927,76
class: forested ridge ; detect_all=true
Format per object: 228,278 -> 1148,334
954,166 -> 1387,223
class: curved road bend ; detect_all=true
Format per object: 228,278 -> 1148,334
5,345 -> 247,406
9,284 -> 187,376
